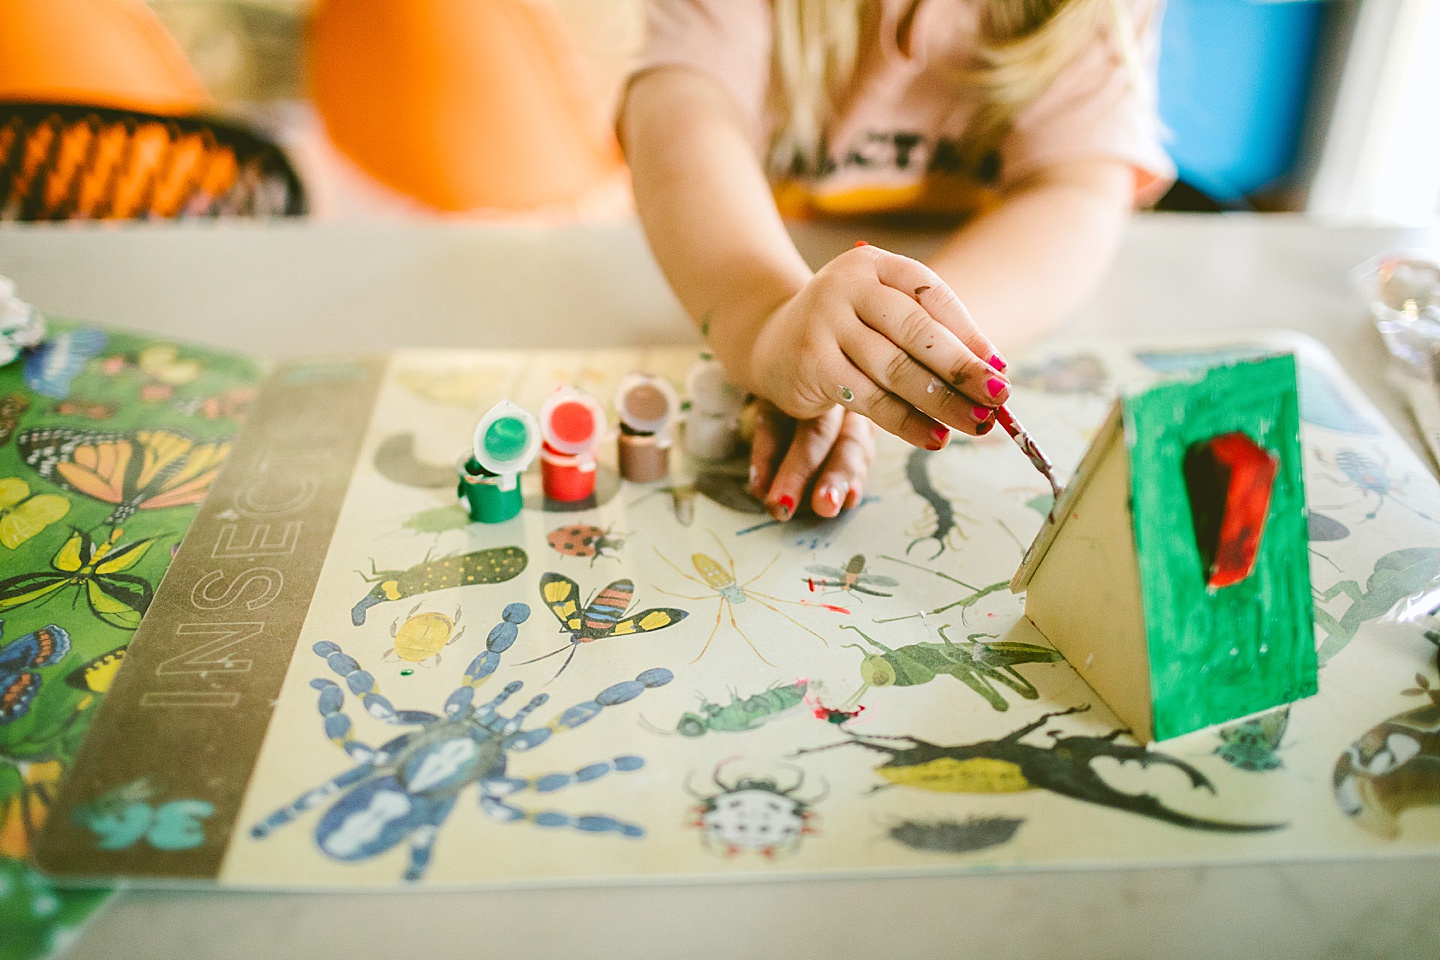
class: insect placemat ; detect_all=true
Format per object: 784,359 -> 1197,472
0,321 -> 262,958
34,335 -> 1440,888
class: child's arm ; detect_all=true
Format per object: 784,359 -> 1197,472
622,65 -> 1010,521
928,158 -> 1135,351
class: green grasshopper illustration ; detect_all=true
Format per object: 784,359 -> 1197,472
841,625 -> 1063,711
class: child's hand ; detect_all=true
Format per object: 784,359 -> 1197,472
746,400 -> 874,521
745,245 -> 1010,452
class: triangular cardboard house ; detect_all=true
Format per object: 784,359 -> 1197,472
1012,354 -> 1317,743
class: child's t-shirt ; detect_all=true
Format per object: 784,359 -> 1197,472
630,0 -> 1174,218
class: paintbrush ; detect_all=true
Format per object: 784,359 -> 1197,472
993,405 -> 1064,510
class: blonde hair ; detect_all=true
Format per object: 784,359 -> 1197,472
768,0 -> 1152,178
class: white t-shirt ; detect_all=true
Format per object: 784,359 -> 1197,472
630,0 -> 1175,218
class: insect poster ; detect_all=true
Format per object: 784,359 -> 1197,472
34,336 -> 1440,889
0,321 -> 261,958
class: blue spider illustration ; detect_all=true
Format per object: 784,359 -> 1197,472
249,602 -> 673,880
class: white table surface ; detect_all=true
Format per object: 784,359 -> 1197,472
1,213 -> 1438,960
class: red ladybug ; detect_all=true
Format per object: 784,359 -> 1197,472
545,524 -> 624,565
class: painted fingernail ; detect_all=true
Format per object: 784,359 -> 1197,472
976,418 -> 995,436
985,376 -> 1007,399
989,353 -> 1007,372
847,484 -> 864,508
855,240 -> 869,247
971,405 -> 993,422
927,425 -> 949,451
776,494 -> 796,520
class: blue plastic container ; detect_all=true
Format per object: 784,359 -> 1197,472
1156,0 -> 1327,202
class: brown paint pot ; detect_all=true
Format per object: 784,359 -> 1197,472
615,372 -> 679,482
618,426 -> 669,482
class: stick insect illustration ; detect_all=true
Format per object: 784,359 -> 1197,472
841,625 -> 1063,711
654,531 -> 826,664
521,574 -> 688,680
804,554 -> 898,600
250,604 -> 674,881
797,706 -> 1284,833
873,555 -> 1011,625
735,495 -> 879,550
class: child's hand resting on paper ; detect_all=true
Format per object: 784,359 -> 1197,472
740,244 -> 1012,522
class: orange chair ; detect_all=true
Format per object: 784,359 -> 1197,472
307,0 -> 623,213
0,0 -> 305,220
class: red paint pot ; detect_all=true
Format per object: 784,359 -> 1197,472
540,387 -> 605,502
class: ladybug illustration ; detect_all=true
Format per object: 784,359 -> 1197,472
546,524 -> 624,565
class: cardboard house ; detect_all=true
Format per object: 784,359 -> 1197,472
1012,355 -> 1317,743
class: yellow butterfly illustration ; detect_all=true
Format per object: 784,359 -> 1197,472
0,527 -> 158,629
0,477 -> 70,550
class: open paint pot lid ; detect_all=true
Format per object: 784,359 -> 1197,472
472,400 -> 541,476
685,357 -> 745,416
615,373 -> 679,435
540,386 -> 606,456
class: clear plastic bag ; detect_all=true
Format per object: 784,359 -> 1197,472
1356,252 -> 1440,377
1354,253 -> 1440,635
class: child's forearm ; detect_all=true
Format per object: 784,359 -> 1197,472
927,159 -> 1135,352
621,66 -> 812,392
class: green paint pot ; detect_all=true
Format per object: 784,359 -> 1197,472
457,456 -> 524,523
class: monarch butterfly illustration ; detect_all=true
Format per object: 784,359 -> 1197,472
0,623 -> 71,724
522,573 -> 688,680
0,527 -> 158,629
17,427 -> 230,524
0,477 -> 70,549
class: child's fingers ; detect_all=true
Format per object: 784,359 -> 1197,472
811,412 -> 874,519
841,322 -> 995,437
853,282 -> 1002,405
848,284 -> 1006,418
765,406 -> 844,521
746,400 -> 791,497
825,354 -> 949,451
863,247 -> 1009,375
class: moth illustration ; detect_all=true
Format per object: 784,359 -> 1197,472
522,573 -> 687,680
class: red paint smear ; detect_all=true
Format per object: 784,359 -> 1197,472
1205,432 -> 1278,589
807,578 -> 815,592
549,400 -> 596,444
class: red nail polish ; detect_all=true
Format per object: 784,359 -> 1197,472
989,353 -> 1007,372
971,405 -> 992,422
985,376 -> 1007,399
855,240 -> 869,247
776,494 -> 795,519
